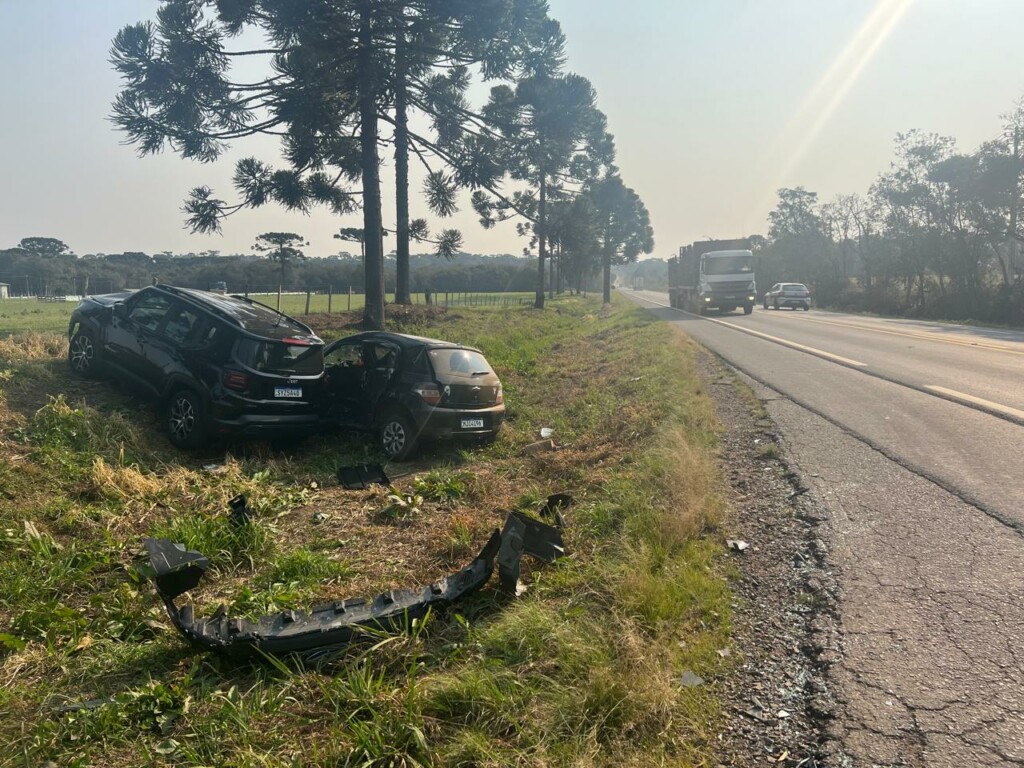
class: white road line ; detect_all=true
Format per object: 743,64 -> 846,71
703,317 -> 869,367
923,385 -> 1024,422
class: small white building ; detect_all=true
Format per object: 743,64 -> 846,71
0,283 -> 8,300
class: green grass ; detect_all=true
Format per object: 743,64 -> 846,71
0,294 -> 736,767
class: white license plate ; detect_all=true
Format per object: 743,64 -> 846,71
274,387 -> 302,398
460,418 -> 484,429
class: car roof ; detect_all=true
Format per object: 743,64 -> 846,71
330,330 -> 480,353
154,285 -> 321,343
781,283 -> 808,288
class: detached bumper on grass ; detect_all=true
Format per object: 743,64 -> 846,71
143,496 -> 569,661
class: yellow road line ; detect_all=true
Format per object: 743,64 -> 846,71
923,385 -> 1024,421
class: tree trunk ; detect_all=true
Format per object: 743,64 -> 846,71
393,29 -> 412,306
358,2 -> 385,330
534,175 -> 546,309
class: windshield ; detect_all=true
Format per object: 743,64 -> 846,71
705,256 -> 754,275
429,349 -> 493,378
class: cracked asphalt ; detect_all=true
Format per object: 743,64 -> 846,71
627,292 -> 1024,767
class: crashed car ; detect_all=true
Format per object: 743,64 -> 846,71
67,285 -> 325,447
321,331 -> 505,460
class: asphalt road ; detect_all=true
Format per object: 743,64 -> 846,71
626,290 -> 1024,766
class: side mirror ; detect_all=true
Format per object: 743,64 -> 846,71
113,303 -> 129,320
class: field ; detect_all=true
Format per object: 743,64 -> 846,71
0,292 -> 537,335
0,296 -> 734,767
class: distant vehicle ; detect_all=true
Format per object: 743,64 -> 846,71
321,331 -> 505,461
67,285 -> 325,447
764,283 -> 811,311
212,281 -> 228,293
668,239 -> 756,315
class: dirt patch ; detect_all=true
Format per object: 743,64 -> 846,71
700,351 -> 843,767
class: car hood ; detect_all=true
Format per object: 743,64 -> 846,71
80,290 -> 135,307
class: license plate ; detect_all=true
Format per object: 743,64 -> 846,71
460,418 -> 484,429
274,387 -> 302,398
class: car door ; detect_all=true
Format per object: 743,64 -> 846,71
122,292 -> 176,394
147,301 -> 205,383
363,340 -> 401,416
103,289 -> 172,390
322,340 -> 367,425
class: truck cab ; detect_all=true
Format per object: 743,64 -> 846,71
699,250 -> 757,314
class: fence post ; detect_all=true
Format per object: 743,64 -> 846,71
304,289 -> 311,315
348,286 -> 352,311
328,284 -> 333,313
276,285 -> 282,310
244,283 -> 249,298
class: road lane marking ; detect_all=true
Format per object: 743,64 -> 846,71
923,386 -> 1024,422
770,313 -> 1024,356
703,317 -> 869,367
627,291 -> 868,366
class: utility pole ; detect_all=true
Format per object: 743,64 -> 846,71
1011,125 -> 1021,284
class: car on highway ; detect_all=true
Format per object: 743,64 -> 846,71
67,285 -> 325,448
764,283 -> 811,311
321,331 -> 504,460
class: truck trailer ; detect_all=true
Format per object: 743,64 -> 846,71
668,239 -> 756,315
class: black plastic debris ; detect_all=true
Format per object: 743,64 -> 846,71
227,494 -> 253,527
144,538 -> 210,601
145,502 -> 569,659
337,464 -> 390,490
538,493 -> 572,528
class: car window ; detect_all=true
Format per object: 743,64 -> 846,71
324,342 -> 363,368
129,293 -> 173,332
429,349 -> 492,378
368,342 -> 399,370
162,305 -> 201,344
236,338 -> 324,375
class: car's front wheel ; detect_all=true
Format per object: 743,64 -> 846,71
166,389 -> 207,449
68,329 -> 102,378
380,411 -> 417,461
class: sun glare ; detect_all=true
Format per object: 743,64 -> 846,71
748,0 -> 913,229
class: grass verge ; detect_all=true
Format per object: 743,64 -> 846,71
0,295 -> 733,767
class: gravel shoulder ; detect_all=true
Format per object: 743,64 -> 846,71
699,351 -> 843,767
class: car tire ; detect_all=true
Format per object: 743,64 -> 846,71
762,299 -> 768,310
68,329 -> 102,378
803,305 -> 811,311
166,389 -> 208,449
380,410 -> 417,461
773,300 -> 779,310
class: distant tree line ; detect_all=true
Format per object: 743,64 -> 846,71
0,237 -> 597,297
760,99 -> 1024,325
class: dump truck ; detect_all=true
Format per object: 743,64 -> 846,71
668,239 -> 756,315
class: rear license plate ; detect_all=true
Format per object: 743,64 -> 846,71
460,418 -> 484,429
274,387 -> 302,398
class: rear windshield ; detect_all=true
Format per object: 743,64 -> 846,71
236,338 -> 324,376
429,349 -> 492,378
784,284 -> 809,291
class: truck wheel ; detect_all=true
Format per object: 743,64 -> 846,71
743,304 -> 753,315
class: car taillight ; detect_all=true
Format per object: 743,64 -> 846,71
495,383 -> 503,404
222,370 -> 249,391
414,383 -> 442,406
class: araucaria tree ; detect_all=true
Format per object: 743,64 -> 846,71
474,71 -> 615,308
585,175 -> 654,304
253,232 -> 307,285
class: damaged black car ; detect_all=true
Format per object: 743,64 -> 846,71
321,331 -> 505,460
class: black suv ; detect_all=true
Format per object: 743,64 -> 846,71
68,285 -> 325,447
322,331 -> 505,460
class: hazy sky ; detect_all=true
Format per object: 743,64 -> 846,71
3,1 -> 1024,260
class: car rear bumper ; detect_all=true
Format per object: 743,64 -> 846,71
413,404 -> 506,439
774,298 -> 811,308
208,409 -> 323,438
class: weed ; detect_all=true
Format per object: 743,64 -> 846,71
150,514 -> 272,573
758,442 -> 780,459
412,469 -> 470,501
376,487 -> 424,523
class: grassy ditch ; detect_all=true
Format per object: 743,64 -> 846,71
0,296 -> 733,767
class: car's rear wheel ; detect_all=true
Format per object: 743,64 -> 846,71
773,299 -> 779,310
167,389 -> 207,449
762,299 -> 768,309
380,411 -> 417,461
68,329 -> 102,378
